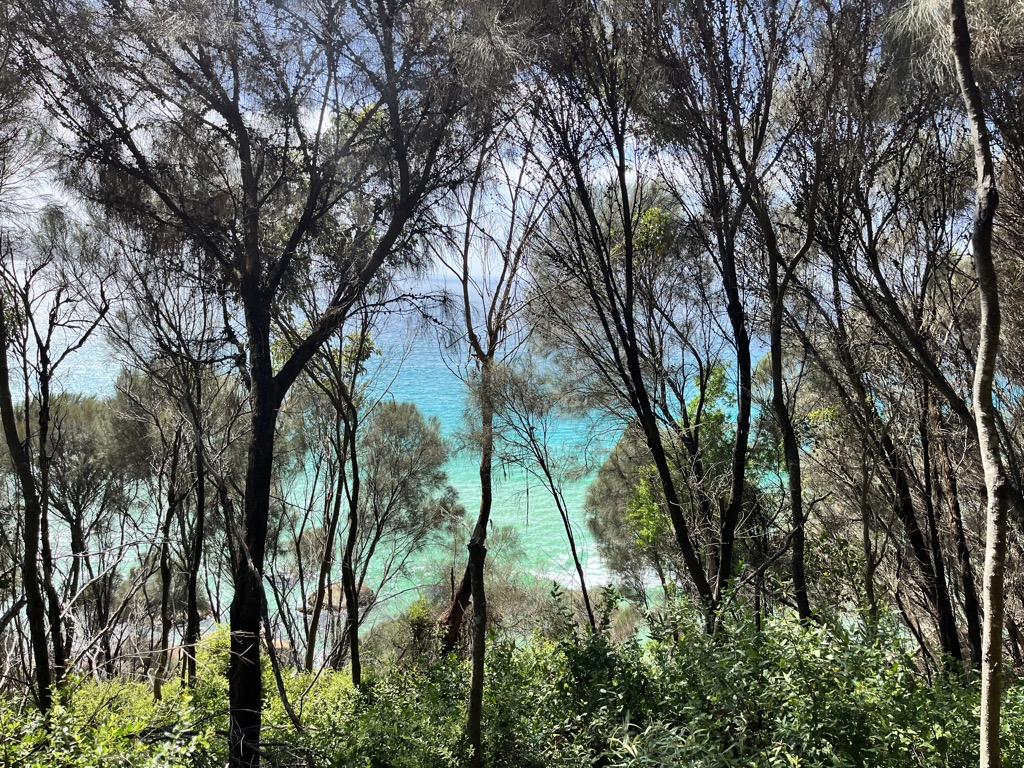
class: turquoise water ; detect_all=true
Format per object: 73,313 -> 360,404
53,289 -> 614,600
376,318 -> 612,589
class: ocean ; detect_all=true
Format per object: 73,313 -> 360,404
53,284 -> 614,610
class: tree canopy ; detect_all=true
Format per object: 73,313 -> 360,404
1,0 -> 1024,765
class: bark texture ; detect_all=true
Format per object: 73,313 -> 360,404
949,1 -> 1008,765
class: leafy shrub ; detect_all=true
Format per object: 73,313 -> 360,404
0,678 -> 214,767
2,608 -> 1020,767
332,656 -> 469,768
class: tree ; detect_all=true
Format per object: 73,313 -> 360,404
948,0 -> 1008,762
0,244 -> 53,712
530,2 -> 715,613
0,210 -> 108,711
774,13 -> 977,661
277,317 -> 374,678
46,394 -> 139,677
353,399 -> 461,615
101,236 -> 242,692
489,362 -> 598,630
0,11 -> 52,712
25,1 -> 479,762
660,0 -> 845,621
587,364 -> 774,610
433,110 -> 551,764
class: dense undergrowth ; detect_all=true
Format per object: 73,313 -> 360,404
1,607 -> 1020,768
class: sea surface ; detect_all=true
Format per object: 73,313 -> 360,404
53,280 -> 616,608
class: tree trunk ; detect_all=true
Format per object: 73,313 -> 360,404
936,425 -> 983,668
440,362 -> 495,653
467,539 -> 487,768
341,413 -> 362,686
534,448 -> 596,632
64,509 -> 86,664
0,301 -> 51,713
228,338 -> 278,768
305,420 -> 347,672
768,250 -> 812,622
878,430 -> 962,663
637,405 -> 715,610
155,431 -> 182,701
184,430 -> 206,685
949,2 -> 1007,765
920,400 -> 964,666
860,444 -> 878,627
36,369 -> 66,678
716,233 -> 753,603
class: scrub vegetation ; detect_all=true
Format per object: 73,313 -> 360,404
2,0 -> 1024,765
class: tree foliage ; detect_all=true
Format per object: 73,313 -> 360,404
2,0 -> 1024,763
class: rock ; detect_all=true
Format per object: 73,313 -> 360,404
299,583 -> 375,614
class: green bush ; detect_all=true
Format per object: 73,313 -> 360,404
0,678 -> 214,768
2,609 -> 1020,767
332,656 -> 469,768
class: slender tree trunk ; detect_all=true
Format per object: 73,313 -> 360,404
637,405 -> 715,610
919,408 -> 963,665
716,237 -> 753,603
896,588 -> 937,670
305,422 -> 347,672
155,432 -> 182,702
860,445 -> 878,627
876,429 -> 962,660
466,362 -> 495,764
652,552 -> 671,602
541,63 -> 714,614
97,573 -> 114,677
768,251 -> 812,622
435,352 -> 499,760
467,539 -> 487,768
950,0 -> 1008,763
554,491 -> 596,633
36,370 -> 66,678
64,510 -> 87,663
533,448 -> 596,631
441,570 -> 472,654
936,424 -> 983,668
184,425 -> 206,685
672,422 -> 718,588
341,414 -> 362,685
0,302 -> 51,713
440,362 -> 496,653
